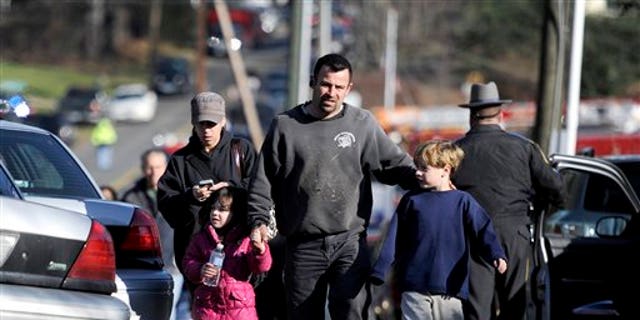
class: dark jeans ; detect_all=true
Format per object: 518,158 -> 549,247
284,230 -> 371,320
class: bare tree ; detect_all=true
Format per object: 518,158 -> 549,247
87,0 -> 105,60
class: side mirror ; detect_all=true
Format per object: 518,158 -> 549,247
595,215 -> 629,238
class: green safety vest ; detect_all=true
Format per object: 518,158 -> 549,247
90,118 -> 118,146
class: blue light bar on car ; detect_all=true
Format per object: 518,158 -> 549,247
0,95 -> 30,118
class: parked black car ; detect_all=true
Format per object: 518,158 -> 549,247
57,86 -> 107,125
151,56 -> 192,96
22,112 -> 76,146
532,154 -> 640,319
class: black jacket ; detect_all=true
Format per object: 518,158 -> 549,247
157,130 -> 256,268
453,124 -> 564,226
121,178 -> 181,275
121,178 -> 157,216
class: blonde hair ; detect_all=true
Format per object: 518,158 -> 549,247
414,140 -> 465,173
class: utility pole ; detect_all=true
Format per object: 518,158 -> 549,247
383,7 -> 398,112
318,0 -> 332,56
148,0 -> 163,84
87,0 -> 105,60
534,0 -> 567,155
194,0 -> 207,92
288,0 -> 313,107
213,0 -> 263,147
563,0 -> 586,155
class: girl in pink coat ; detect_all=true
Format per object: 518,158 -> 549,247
183,187 -> 272,320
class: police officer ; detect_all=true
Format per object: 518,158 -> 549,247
453,82 -> 564,320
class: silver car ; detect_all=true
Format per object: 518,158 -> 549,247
0,162 -> 132,320
0,120 -> 174,319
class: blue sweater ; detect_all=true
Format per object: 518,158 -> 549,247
371,189 -> 506,300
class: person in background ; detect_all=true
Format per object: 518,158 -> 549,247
100,185 -> 118,200
371,140 -> 507,320
91,116 -> 117,171
453,82 -> 564,320
121,148 -> 168,215
182,187 -> 271,320
120,148 -> 184,320
157,91 -> 257,288
247,53 -> 418,320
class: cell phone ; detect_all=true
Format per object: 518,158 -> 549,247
198,179 -> 214,187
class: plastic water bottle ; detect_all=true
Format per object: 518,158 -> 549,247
203,243 -> 225,287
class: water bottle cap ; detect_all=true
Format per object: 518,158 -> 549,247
216,243 -> 224,250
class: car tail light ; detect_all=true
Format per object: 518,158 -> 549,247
68,220 -> 116,281
0,231 -> 20,267
120,208 -> 163,260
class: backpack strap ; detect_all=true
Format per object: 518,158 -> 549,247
230,139 -> 265,287
231,139 -> 245,177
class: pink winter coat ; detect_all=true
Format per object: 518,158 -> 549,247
183,224 -> 272,320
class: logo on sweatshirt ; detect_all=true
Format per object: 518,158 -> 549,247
334,132 -> 355,148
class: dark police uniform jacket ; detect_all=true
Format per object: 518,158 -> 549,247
453,124 -> 564,227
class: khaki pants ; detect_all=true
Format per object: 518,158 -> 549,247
401,291 -> 463,320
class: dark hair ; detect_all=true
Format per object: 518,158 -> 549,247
311,53 -> 352,85
100,185 -> 118,200
471,106 -> 502,120
202,186 -> 249,234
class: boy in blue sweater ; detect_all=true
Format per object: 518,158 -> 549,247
371,140 -> 507,320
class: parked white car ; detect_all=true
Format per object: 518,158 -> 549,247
0,162 -> 132,320
0,120 -> 173,320
107,84 -> 158,123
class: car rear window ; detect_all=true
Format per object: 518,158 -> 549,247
156,57 -> 189,73
66,89 -> 97,98
0,130 -> 99,198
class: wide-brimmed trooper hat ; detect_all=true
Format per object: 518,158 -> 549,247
459,82 -> 512,108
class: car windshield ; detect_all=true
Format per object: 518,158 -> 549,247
156,59 -> 187,74
0,129 -> 99,198
59,89 -> 98,110
65,88 -> 97,98
114,92 -> 143,100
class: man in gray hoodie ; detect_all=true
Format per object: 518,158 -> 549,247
247,53 -> 417,320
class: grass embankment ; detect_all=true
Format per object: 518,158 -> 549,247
0,61 -> 147,112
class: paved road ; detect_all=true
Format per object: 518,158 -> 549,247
69,47 -> 287,319
72,93 -> 193,193
73,47 -> 287,195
